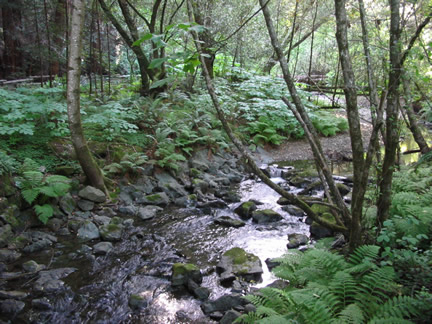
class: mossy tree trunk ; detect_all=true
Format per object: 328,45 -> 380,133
67,0 -> 108,196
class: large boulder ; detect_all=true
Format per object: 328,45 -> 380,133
0,224 -> 13,248
78,186 -> 106,203
234,201 -> 257,220
214,216 -> 245,228
252,209 -> 282,224
216,247 -> 263,286
33,267 -> 76,294
201,294 -> 248,314
155,172 -> 188,198
59,193 -> 76,216
137,205 -> 163,220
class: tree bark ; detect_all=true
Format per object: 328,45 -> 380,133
377,0 -> 402,226
67,0 -> 108,196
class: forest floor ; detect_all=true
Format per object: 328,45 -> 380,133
254,97 -> 374,163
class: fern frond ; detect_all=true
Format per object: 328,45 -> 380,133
22,188 -> 40,204
349,245 -> 380,266
34,204 -> 54,224
329,271 -> 357,310
348,260 -> 378,275
368,317 -> 413,324
336,303 -> 364,324
22,171 -> 44,187
258,314 -> 296,324
371,295 -> 419,320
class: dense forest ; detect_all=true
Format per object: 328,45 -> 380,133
1,0 -> 432,323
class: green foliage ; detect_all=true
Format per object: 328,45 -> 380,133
104,153 -> 148,176
15,159 -> 71,224
237,246 -> 424,323
0,150 -> 18,175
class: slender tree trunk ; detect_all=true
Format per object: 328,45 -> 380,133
308,1 -> 318,78
67,0 -> 108,195
33,0 -> 44,86
43,0 -> 53,87
377,0 -> 402,226
96,3 -> 104,94
106,22 -> 111,95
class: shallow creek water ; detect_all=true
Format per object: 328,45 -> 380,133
4,163 -> 343,324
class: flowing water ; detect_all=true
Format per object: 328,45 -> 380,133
4,165 -> 313,324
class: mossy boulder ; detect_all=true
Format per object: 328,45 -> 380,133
234,201 -> 257,220
136,192 -> 170,207
171,263 -> 202,287
99,223 -> 123,242
287,233 -> 309,249
336,183 -> 351,196
216,247 -> 263,286
78,186 -> 106,203
214,216 -> 245,228
251,209 -> 282,224
129,293 -> 148,310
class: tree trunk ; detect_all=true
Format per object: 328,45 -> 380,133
52,0 -> 67,76
1,1 -> 24,78
67,0 -> 108,196
377,0 -> 402,226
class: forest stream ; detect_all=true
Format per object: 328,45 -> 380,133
0,155 -> 357,324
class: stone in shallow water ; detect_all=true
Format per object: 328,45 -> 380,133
22,260 -> 46,272
77,221 -> 100,241
137,205 -> 162,220
234,201 -> 257,220
214,216 -> 245,228
171,263 -> 202,287
0,299 -> 25,314
99,224 -> 123,242
287,233 -> 309,249
136,192 -> 170,206
251,209 -> 282,224
93,242 -> 113,255
129,293 -> 148,310
33,267 -> 76,294
0,290 -> 28,300
282,205 -> 305,217
0,249 -> 21,263
201,294 -> 248,314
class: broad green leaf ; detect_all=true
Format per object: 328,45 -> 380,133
132,33 -> 153,46
149,58 -> 169,69
22,188 -> 40,204
34,204 -> 54,224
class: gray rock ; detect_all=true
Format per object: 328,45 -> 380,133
287,233 -> 309,249
234,201 -> 257,220
252,209 -> 283,224
22,260 -> 46,272
57,228 -> 71,236
136,192 -> 170,207
310,222 -> 334,239
214,216 -> 245,228
78,186 -> 106,203
171,263 -> 202,287
137,205 -> 163,220
77,221 -> 100,241
77,199 -> 95,211
23,239 -> 53,253
118,205 -> 137,216
46,218 -> 64,232
220,310 -> 242,324
155,172 -> 188,198
282,205 -> 305,217
0,224 -> 13,248
34,267 -> 76,294
129,293 -> 148,310
59,193 -> 76,216
32,297 -> 52,310
93,242 -> 113,255
98,207 -> 117,217
123,219 -> 134,227
99,223 -> 123,241
0,290 -> 28,300
336,183 -> 351,196
197,200 -> 228,209
216,248 -> 263,286
187,279 -> 210,301
74,211 -> 91,219
0,299 -> 25,314
93,215 -> 111,226
265,258 -> 281,271
276,197 -> 290,205
118,191 -> 134,205
0,249 -> 21,263
201,294 -> 248,314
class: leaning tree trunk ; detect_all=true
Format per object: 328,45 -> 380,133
67,0 -> 108,195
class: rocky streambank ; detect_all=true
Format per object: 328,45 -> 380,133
0,149 -> 353,323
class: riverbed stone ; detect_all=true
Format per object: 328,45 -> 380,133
34,267 -> 76,294
171,263 -> 202,287
276,197 -> 290,205
22,260 -> 45,272
0,224 -> 13,248
310,222 -> 334,239
216,247 -> 263,286
0,290 -> 28,300
187,279 -> 210,301
78,186 -> 106,203
77,199 -> 95,211
77,221 -> 100,241
59,193 -> 76,215
220,310 -> 242,324
93,215 -> 111,226
287,233 -> 309,249
234,201 -> 257,220
129,293 -> 148,310
155,172 -> 188,198
201,294 -> 248,314
137,205 -> 162,220
0,249 -> 21,263
93,242 -> 113,255
336,183 -> 351,196
252,209 -> 282,224
0,299 -> 25,314
23,238 -> 53,253
99,223 -> 123,241
214,216 -> 245,228
282,205 -> 305,217
136,192 -> 170,206
197,200 -> 228,209
31,297 -> 52,310
118,205 -> 137,216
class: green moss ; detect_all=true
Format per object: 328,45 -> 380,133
223,247 -> 252,264
190,168 -> 201,177
106,223 -> 120,231
146,194 -> 161,202
188,194 -> 197,201
110,216 -> 122,225
311,204 -> 330,215
172,263 -> 199,275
